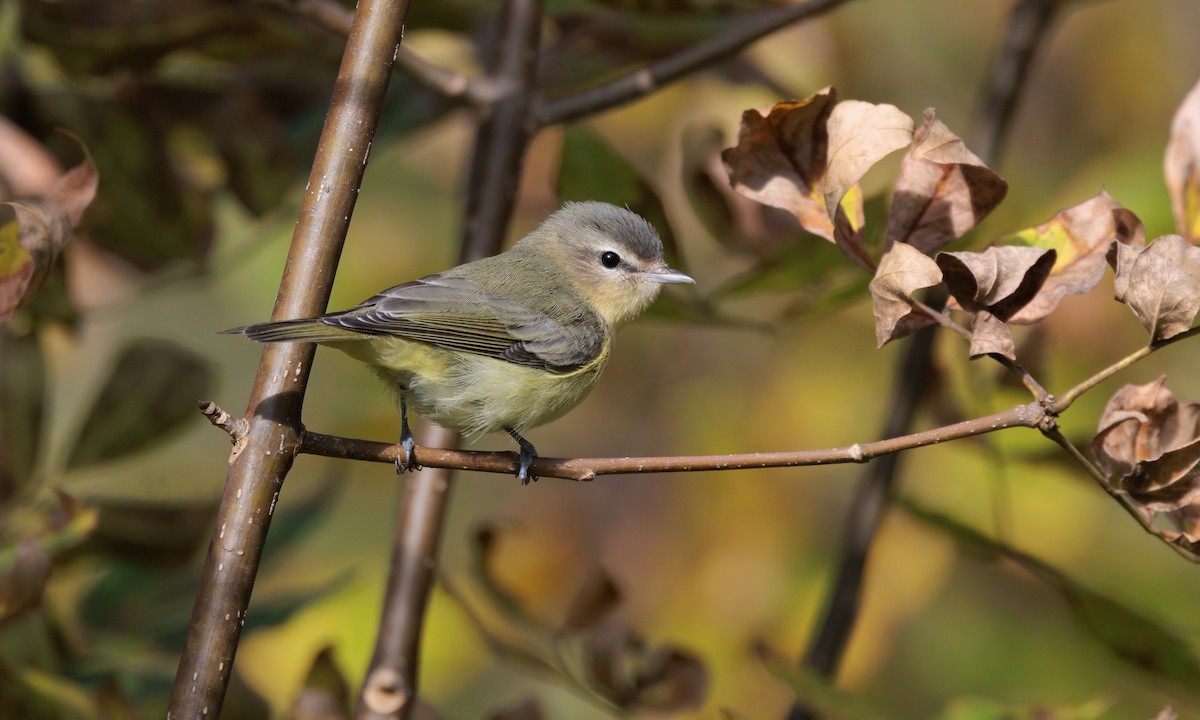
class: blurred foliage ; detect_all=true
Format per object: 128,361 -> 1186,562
1,0 -> 1199,718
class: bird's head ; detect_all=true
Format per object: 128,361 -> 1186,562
528,202 -> 693,325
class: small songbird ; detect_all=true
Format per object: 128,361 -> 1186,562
226,202 -> 693,484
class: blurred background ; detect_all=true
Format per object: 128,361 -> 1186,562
3,0 -> 1200,717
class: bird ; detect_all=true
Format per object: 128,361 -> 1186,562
225,201 -> 693,484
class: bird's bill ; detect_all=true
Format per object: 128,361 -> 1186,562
643,266 -> 695,284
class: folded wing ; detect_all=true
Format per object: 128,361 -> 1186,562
324,275 -> 603,374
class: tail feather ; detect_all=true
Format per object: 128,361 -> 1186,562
223,318 -> 365,344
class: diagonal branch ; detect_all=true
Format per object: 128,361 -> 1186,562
168,0 -> 411,716
533,0 -> 856,127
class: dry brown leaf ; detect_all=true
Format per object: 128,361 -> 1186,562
1164,77 -> 1200,242
1006,191 -> 1145,324
0,144 -> 98,321
968,310 -> 1015,360
682,124 -> 796,259
560,567 -> 620,632
937,246 -> 1056,320
868,242 -> 942,346
885,109 -> 1008,253
0,217 -> 32,321
624,648 -> 708,713
722,90 -> 838,241
1106,234 -> 1200,343
0,538 -> 52,621
822,99 -> 914,229
937,246 -> 1055,361
1092,378 -> 1200,525
0,117 -> 62,199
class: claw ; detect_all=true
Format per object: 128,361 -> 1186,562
395,396 -> 421,474
505,427 -> 538,485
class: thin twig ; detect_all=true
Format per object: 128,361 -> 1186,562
169,0 -> 410,716
987,353 -> 1049,399
254,0 -> 489,103
279,402 -> 1049,481
533,0 -> 855,127
1050,327 -> 1200,413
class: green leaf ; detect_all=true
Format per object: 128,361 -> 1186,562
0,325 -> 45,493
67,338 -> 213,469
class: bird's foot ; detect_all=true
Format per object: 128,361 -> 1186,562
396,398 -> 421,474
395,431 -> 419,474
505,427 -> 538,485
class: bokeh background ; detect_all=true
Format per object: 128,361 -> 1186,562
3,0 -> 1200,717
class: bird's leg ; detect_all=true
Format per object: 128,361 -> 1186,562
504,427 -> 538,485
396,395 -> 420,474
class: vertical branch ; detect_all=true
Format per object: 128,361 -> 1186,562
788,2 -> 1066,717
969,0 -> 1068,164
358,424 -> 459,720
167,0 -> 410,716
460,0 -> 544,258
355,1 -> 544,718
796,327 -> 936,684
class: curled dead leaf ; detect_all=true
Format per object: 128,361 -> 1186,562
937,246 -> 1056,319
683,124 -> 797,258
0,538 -> 52,622
623,647 -> 708,713
722,89 -> 839,242
1092,377 -> 1200,537
968,310 -> 1015,360
937,246 -> 1055,360
560,566 -> 620,632
0,142 -> 98,321
868,242 -> 942,346
1164,77 -> 1200,241
822,99 -> 914,230
1106,234 -> 1200,343
0,217 -> 33,322
1006,191 -> 1145,324
885,108 -> 1008,253
0,117 -> 62,199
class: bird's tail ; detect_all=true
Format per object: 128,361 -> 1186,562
222,318 -> 365,344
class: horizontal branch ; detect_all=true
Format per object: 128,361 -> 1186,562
294,402 -> 1047,481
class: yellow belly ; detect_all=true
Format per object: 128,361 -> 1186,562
330,335 -> 608,437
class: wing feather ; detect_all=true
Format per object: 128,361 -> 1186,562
323,275 -> 603,373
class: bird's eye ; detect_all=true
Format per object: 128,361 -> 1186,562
600,251 -> 621,269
